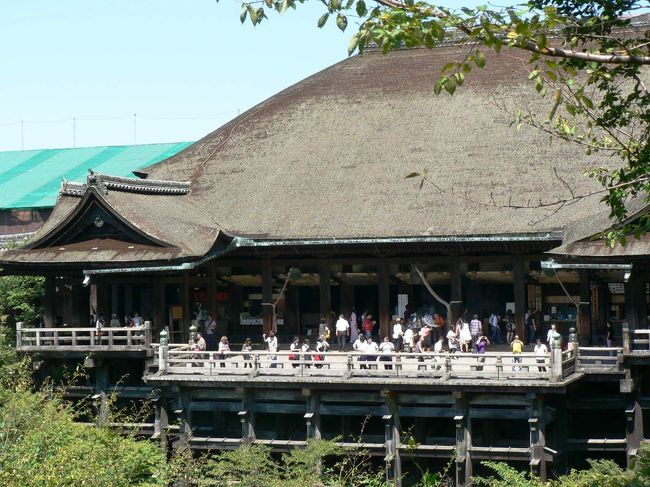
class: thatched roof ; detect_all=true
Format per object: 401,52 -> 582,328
140,46 -> 625,240
3,44 -> 649,268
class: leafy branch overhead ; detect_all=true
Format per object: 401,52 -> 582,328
231,0 -> 650,245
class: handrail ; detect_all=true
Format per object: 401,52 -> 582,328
152,348 -> 560,382
16,324 -> 151,349
622,324 -> 650,353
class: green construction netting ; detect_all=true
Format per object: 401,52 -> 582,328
0,142 -> 192,209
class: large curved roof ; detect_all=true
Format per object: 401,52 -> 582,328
142,45 -> 615,240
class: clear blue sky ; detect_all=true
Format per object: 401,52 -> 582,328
0,0 -> 484,151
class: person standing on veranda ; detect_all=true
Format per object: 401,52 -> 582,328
335,313 -> 350,352
204,314 -> 217,351
349,308 -> 358,343
392,317 -> 404,352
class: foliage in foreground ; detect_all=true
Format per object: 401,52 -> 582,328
475,449 -> 650,487
0,274 -> 44,327
1,325 -> 649,486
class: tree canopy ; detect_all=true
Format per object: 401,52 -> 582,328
234,0 -> 650,244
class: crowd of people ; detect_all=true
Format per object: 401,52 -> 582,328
186,307 -> 568,372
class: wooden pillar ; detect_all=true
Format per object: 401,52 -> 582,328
626,401 -> 643,466
454,392 -> 471,487
378,260 -> 390,338
513,258 -> 526,340
305,390 -> 321,439
154,395 -> 170,455
89,283 -> 99,322
207,262 -> 217,323
42,275 -> 56,327
625,271 -> 646,330
341,281 -> 353,316
240,388 -> 255,444
262,260 -> 273,335
319,260 -> 332,328
449,261 -> 463,327
153,279 -> 165,332
124,284 -> 133,317
529,395 -> 547,481
178,389 -> 191,451
111,283 -> 120,320
181,272 -> 190,334
578,270 -> 591,344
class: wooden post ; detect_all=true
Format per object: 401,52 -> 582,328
182,272 -> 191,338
550,344 -> 563,381
529,395 -> 547,481
152,279 -> 165,332
625,401 -> 643,466
42,275 -> 56,327
625,271 -> 646,330
159,342 -> 168,373
154,395 -> 170,454
449,261 -> 463,327
262,260 -> 273,336
454,392 -> 471,487
513,258 -> 526,340
383,414 -> 401,486
319,260 -> 332,329
623,323 -> 631,354
15,321 -> 22,349
378,261 -> 390,338
207,261 -> 217,325
578,270 -> 591,344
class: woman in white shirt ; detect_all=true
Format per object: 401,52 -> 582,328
392,318 -> 404,352
379,336 -> 395,370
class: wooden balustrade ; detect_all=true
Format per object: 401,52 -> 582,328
16,323 -> 151,351
152,349 -> 562,382
622,323 -> 650,354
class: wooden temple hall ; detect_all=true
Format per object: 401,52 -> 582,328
2,42 -> 650,486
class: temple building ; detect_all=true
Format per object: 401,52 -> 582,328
1,41 -> 648,486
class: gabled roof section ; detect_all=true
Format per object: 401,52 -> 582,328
549,196 -> 650,259
0,171 -> 229,268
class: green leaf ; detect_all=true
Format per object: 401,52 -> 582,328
444,77 -> 456,95
279,0 -> 290,14
356,0 -> 367,17
348,34 -> 360,55
336,13 -> 347,31
474,49 -> 486,68
240,8 -> 248,23
405,172 -> 420,178
317,12 -> 329,28
433,79 -> 443,95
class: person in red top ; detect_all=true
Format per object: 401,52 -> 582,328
433,312 -> 446,342
363,313 -> 376,338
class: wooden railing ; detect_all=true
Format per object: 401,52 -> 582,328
16,323 -> 151,351
623,324 -> 650,354
575,346 -> 623,373
151,348 -> 576,382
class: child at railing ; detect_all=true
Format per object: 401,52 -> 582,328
241,338 -> 253,368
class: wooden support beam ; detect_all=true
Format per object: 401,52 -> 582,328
207,261 -> 217,329
319,261 -> 332,328
182,273 -> 191,339
378,261 -> 390,338
578,270 -> 591,343
513,258 -> 526,340
262,260 -> 273,335
449,261 -> 463,328
626,401 -> 643,465
529,395 -> 547,481
153,278 -> 165,332
42,275 -> 56,327
454,393 -> 471,487
625,271 -> 646,330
